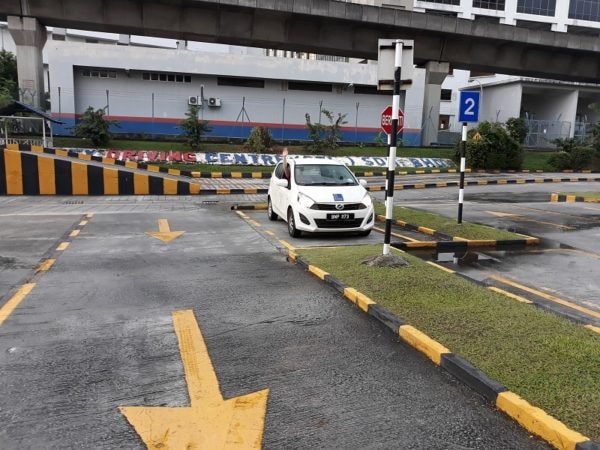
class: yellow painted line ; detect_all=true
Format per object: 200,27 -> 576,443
120,309 -> 269,449
288,251 -> 297,262
534,178 -> 544,183
399,325 -> 450,366
70,229 -> 81,237
488,286 -> 533,304
417,226 -> 436,236
584,324 -> 600,334
103,168 -> 119,195
190,183 -> 201,195
248,219 -> 261,227
436,182 -> 448,187
5,149 -> 23,194
210,172 -> 222,178
86,213 -> 94,219
56,242 -> 70,251
496,391 -> 590,450
230,172 -> 242,178
308,265 -> 328,280
235,211 -> 249,219
38,156 -> 56,195
79,220 -> 88,226
278,240 -> 296,251
477,180 -> 488,185
251,172 -> 263,179
566,195 -> 577,203
164,178 -> 178,195
133,173 -> 149,195
553,178 -> 562,183
0,283 -> 36,327
265,230 -> 275,236
372,226 -> 418,242
497,179 -> 508,184
343,287 -> 358,304
71,162 -> 88,195
37,259 -> 56,273
414,183 -> 426,189
466,239 -> 497,247
167,168 -> 181,176
516,179 -> 526,184
244,188 -> 258,195
426,261 -> 455,274
490,275 -> 600,319
405,241 -> 437,248
216,188 -> 230,195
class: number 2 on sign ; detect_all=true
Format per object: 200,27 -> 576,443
464,98 -> 476,116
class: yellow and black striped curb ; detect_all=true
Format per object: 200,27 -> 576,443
551,193 -> 600,203
231,204 -> 268,211
365,176 -> 600,192
375,214 -> 539,248
285,250 -> 598,450
0,147 -> 269,196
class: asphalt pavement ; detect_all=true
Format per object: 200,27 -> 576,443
0,197 -> 548,449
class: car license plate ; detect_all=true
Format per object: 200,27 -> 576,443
326,213 -> 354,220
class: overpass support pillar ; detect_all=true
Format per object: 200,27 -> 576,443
421,61 -> 450,146
7,16 -> 47,108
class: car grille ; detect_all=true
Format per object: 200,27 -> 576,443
311,203 -> 365,211
314,219 -> 364,229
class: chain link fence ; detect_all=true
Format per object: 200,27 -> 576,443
523,119 -> 571,148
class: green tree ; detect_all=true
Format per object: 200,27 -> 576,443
178,104 -> 211,150
73,107 -> 119,147
548,138 -> 594,171
455,121 -> 523,170
304,109 -> 347,153
245,126 -> 274,153
505,117 -> 528,144
0,50 -> 18,108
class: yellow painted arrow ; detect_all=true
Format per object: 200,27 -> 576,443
146,219 -> 185,243
120,310 -> 269,449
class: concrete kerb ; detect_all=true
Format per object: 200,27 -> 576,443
551,193 -> 600,203
375,214 -> 539,248
283,246 -> 597,450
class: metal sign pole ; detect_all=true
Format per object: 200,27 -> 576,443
458,122 -> 467,224
383,40 -> 402,256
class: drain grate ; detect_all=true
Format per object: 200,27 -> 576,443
63,200 -> 84,205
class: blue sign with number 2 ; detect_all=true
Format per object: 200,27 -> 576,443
459,91 -> 480,123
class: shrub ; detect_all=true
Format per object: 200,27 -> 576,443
245,126 -> 274,153
305,109 -> 347,153
178,104 -> 211,150
506,117 -> 528,144
455,121 -> 523,170
549,138 -> 594,170
73,107 -> 119,147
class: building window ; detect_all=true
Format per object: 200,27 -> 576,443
473,0 -> 505,10
517,0 -> 556,16
82,70 -> 91,77
142,72 -> 191,83
81,69 -> 117,79
422,0 -> 460,5
353,85 -> 388,95
288,81 -> 332,92
441,89 -> 452,101
217,77 -> 265,88
439,115 -> 450,130
569,0 -> 600,22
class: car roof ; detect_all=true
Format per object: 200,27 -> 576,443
289,157 -> 345,166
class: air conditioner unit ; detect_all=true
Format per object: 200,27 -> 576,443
188,96 -> 200,106
208,97 -> 221,107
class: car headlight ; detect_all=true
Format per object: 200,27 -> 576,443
361,193 -> 373,208
298,192 -> 315,209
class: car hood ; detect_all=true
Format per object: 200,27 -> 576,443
297,185 -> 368,204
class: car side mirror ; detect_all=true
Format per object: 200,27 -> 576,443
275,178 -> 289,188
359,179 -> 368,187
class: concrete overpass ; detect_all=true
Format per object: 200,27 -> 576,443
2,0 -> 600,82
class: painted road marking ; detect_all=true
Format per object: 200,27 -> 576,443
264,230 -> 275,236
426,261 -> 456,274
279,240 -> 296,251
146,219 -> 185,243
119,310 -> 269,449
79,220 -> 88,226
69,229 -> 80,237
0,283 -> 36,327
36,259 -> 56,273
485,211 -> 575,230
488,286 -> 533,304
584,324 -> 600,334
56,242 -> 70,251
248,219 -> 261,227
373,226 -> 419,242
490,275 -> 600,319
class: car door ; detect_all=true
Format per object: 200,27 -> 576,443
271,163 -> 285,216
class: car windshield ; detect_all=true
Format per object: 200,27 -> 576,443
294,164 -> 357,186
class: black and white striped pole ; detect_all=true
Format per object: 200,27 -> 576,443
457,122 -> 467,224
383,40 -> 403,256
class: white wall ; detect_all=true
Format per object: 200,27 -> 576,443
480,83 -> 522,124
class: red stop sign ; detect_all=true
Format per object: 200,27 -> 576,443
381,105 -> 404,135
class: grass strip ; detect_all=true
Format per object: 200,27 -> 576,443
374,204 -> 524,241
296,245 -> 600,440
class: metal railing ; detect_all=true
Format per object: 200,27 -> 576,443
524,119 -> 571,148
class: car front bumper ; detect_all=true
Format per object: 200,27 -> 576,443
293,204 -> 375,233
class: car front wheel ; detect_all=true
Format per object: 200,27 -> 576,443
267,197 -> 278,221
287,208 -> 301,238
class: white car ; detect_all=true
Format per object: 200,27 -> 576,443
267,158 -> 374,237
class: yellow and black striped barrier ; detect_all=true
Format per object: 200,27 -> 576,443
550,193 -> 600,203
